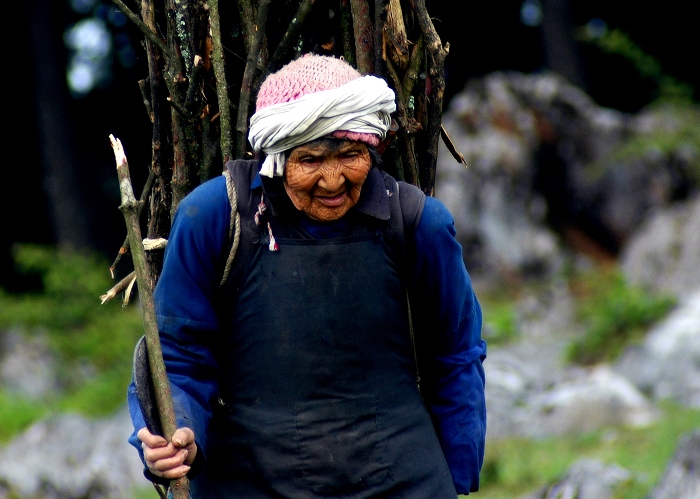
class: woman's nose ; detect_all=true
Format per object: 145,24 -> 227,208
317,161 -> 345,189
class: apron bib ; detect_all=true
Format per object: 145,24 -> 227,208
192,225 -> 455,498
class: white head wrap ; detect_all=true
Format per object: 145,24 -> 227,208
248,75 -> 396,178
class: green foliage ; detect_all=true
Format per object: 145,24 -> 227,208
0,244 -> 145,439
472,401 -> 700,499
58,369 -> 137,416
132,485 -> 161,499
580,26 -> 694,105
611,105 -> 700,185
579,24 -> 700,184
565,267 -> 676,365
0,390 -> 50,443
476,282 -> 525,346
0,245 -> 116,329
481,299 -> 518,346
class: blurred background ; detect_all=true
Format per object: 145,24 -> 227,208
3,0 -> 698,276
1,1 -> 699,498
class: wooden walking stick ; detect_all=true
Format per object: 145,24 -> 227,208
110,134 -> 190,499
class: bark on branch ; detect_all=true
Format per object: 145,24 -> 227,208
209,0 -> 234,161
236,0 -> 272,158
111,0 -> 170,56
413,0 -> 448,196
109,134 -> 190,499
349,0 -> 373,74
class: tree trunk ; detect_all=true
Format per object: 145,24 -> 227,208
31,0 -> 93,253
540,0 -> 586,90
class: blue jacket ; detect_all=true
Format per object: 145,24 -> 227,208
127,163 -> 486,494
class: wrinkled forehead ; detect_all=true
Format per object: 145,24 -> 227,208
287,137 -> 368,156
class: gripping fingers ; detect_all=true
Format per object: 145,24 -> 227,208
146,448 -> 191,479
138,426 -> 196,478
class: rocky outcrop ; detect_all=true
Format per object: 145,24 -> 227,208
521,459 -> 632,499
0,328 -> 60,399
620,194 -> 700,300
649,430 -> 700,499
614,290 -> 700,408
435,71 -> 700,284
0,408 -> 144,499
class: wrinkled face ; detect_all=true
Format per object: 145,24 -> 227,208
284,140 -> 372,221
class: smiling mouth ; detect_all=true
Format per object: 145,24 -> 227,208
317,192 -> 347,207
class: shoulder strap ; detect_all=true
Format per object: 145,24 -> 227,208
382,171 -> 426,261
382,172 -> 426,397
396,179 -> 426,240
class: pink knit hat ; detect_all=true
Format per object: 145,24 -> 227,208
255,54 -> 381,146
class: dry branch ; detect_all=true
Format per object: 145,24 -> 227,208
111,0 -> 169,55
413,0 -> 448,196
349,0 -> 373,74
267,0 -> 318,75
236,0 -> 272,158
109,134 -> 190,499
440,125 -> 468,167
100,270 -> 136,305
209,0 -> 234,161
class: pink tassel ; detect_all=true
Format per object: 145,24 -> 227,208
267,222 -> 278,251
253,193 -> 278,251
254,194 -> 267,227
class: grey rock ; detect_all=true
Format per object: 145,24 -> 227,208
620,195 -> 700,300
521,458 -> 632,499
649,430 -> 700,499
0,407 -> 145,499
523,365 -> 659,437
615,290 -> 700,407
0,329 -> 60,399
436,71 -> 699,285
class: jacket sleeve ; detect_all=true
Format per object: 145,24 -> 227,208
127,175 -> 231,480
409,196 -> 487,495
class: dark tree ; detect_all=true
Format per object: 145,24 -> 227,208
31,0 -> 93,253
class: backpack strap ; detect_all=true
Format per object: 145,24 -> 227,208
381,171 -> 426,271
381,172 -> 424,247
396,180 -> 426,243
382,172 -> 426,396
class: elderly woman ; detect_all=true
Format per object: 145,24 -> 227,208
128,54 -> 486,498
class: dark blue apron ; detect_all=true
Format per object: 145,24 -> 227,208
192,218 -> 456,498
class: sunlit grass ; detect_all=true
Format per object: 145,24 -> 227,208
469,400 -> 700,499
0,390 -> 50,443
132,484 -> 162,499
481,299 -> 519,346
470,263 -> 693,498
566,266 -> 676,365
475,280 -> 524,347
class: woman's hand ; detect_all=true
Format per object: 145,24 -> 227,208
138,427 -> 197,480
